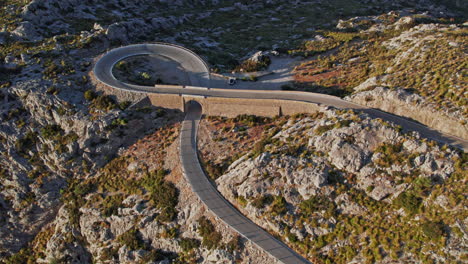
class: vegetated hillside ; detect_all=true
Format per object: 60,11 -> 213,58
1,0 -> 464,70
0,0 -> 465,263
4,122 -> 277,263
198,110 -> 467,264
290,11 -> 467,138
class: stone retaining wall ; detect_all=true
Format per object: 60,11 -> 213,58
148,93 -> 322,118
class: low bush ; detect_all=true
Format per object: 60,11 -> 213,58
250,137 -> 272,158
233,114 -> 270,127
91,94 -> 117,111
15,131 -> 38,157
142,170 -> 179,222
117,228 -> 147,251
234,56 -> 271,72
84,90 -> 96,101
250,194 -> 274,209
412,177 -> 432,196
204,161 -> 227,180
40,124 -> 63,140
300,195 -> 337,218
421,221 -> 445,241
197,216 -> 223,250
101,194 -> 124,217
374,143 -> 405,167
179,237 -> 201,252
225,235 -> 242,253
270,195 -> 288,216
393,191 -> 421,215
42,60 -> 75,79
314,124 -> 335,135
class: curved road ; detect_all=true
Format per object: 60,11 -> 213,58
95,44 -> 467,151
94,43 -> 468,264
181,101 -> 309,263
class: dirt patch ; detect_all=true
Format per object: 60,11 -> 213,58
197,115 -> 282,181
295,68 -> 342,82
112,54 -> 190,86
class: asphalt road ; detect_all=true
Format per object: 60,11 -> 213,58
94,44 -> 467,151
180,101 -> 310,264
93,43 -> 467,264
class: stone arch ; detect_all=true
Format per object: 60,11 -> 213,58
182,96 -> 206,114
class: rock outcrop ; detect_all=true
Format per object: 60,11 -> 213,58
347,86 -> 468,139
200,108 -> 464,263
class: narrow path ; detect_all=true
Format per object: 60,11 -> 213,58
180,101 -> 310,264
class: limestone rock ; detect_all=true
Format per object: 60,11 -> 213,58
11,21 -> 43,41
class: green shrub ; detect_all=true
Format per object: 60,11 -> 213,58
142,170 -> 179,222
84,90 -> 96,101
314,124 -> 335,135
42,60 -> 75,79
204,161 -> 227,180
250,194 -> 274,209
15,131 -> 38,157
4,248 -> 34,264
270,195 -> 288,216
115,60 -> 128,71
233,114 -> 270,126
393,191 -> 421,215
163,226 -> 178,239
119,101 -> 131,110
334,119 -> 352,128
237,195 -> 247,207
300,195 -> 337,218
413,177 -> 432,196
374,143 -> 405,167
0,166 -> 8,179
234,56 -> 271,72
179,237 -> 201,252
287,232 -> 298,243
117,228 -> 147,251
91,95 -> 117,111
40,124 -> 63,140
101,194 -> 124,217
6,107 -> 26,121
43,62 -> 59,79
197,216 -> 223,250
138,249 -> 170,263
225,235 -> 242,253
250,137 -> 272,158
46,86 -> 60,95
140,72 -> 151,80
73,183 -> 94,196
421,221 -> 445,241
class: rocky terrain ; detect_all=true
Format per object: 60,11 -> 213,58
199,109 -> 467,264
6,122 -> 277,263
0,0 -> 466,263
291,11 -> 467,138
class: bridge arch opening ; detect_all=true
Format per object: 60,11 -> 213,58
184,100 -> 202,115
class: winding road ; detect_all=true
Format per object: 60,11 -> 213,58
94,43 -> 468,264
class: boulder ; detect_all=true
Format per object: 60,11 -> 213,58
106,23 -> 128,43
248,51 -> 270,64
354,75 -> 387,92
328,142 -> 369,173
206,249 -> 234,263
11,21 -> 43,41
394,16 -> 416,30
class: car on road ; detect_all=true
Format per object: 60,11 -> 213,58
228,77 -> 236,85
